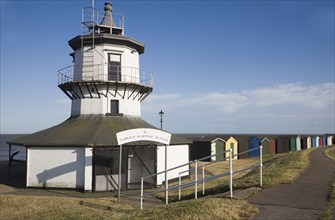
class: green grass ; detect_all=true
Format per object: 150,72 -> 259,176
319,146 -> 335,220
0,195 -> 257,220
236,149 -> 312,188
126,197 -> 258,220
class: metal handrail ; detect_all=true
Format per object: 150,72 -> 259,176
57,64 -> 153,88
141,149 -> 229,181
142,171 -> 231,198
177,153 -> 232,200
140,146 -> 263,210
140,149 -> 230,209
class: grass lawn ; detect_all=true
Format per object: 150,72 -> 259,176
0,148 -> 316,220
0,195 -> 257,220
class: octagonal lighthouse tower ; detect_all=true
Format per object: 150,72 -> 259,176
58,2 -> 152,117
8,2 -> 190,192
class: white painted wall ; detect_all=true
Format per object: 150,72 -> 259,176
71,43 -> 143,116
327,136 -> 334,145
211,142 -> 216,161
156,145 -> 189,185
26,147 -> 92,190
84,148 -> 93,191
296,136 -> 301,151
71,88 -> 141,116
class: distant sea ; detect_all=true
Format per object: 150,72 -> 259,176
0,134 -> 27,161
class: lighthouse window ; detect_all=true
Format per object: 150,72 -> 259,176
108,53 -> 121,81
110,100 -> 119,115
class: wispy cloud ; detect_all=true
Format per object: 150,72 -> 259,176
245,82 -> 334,109
142,82 -> 335,133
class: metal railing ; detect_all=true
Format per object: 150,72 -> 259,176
82,7 -> 124,30
57,64 -> 154,87
140,145 -> 263,209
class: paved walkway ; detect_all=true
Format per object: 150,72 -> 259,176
249,146 -> 334,220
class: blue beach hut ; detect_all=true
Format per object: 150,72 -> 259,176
323,135 -> 327,146
249,136 -> 260,157
312,136 -> 317,148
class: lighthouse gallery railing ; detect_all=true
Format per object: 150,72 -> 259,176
57,64 -> 153,88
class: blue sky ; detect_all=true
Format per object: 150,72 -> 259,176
1,0 -> 334,134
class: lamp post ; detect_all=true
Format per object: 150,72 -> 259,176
159,110 -> 164,130
159,109 -> 167,204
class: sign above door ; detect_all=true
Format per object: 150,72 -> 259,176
116,128 -> 171,145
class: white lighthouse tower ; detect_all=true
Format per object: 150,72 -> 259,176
58,2 -> 152,117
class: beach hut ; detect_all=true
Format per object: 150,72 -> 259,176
7,2 -> 190,192
211,138 -> 226,161
290,137 -> 297,152
261,138 -> 270,156
301,136 -> 307,150
307,136 -> 312,149
312,136 -> 317,148
323,135 -> 327,146
189,137 -> 213,162
237,136 -> 249,159
276,138 -> 284,153
268,138 -> 276,155
296,135 -> 301,151
225,136 -> 238,160
283,137 -> 290,153
249,136 -> 260,157
319,136 -> 323,146
327,135 -> 334,145
316,136 -> 320,147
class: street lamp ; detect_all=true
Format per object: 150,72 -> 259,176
159,110 -> 164,130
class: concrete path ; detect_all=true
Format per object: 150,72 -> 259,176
249,146 -> 334,220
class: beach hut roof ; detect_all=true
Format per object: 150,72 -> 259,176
7,114 -> 191,147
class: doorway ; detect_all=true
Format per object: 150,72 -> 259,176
93,146 -> 156,191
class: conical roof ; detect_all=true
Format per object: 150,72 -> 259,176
8,115 -> 191,147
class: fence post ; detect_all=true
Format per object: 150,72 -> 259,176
117,145 -> 122,203
195,160 -> 198,199
202,166 -> 205,195
260,145 -> 263,187
140,177 -> 144,210
229,148 -> 233,198
179,173 -> 181,200
165,145 -> 168,205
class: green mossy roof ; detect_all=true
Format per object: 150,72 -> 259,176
8,115 -> 191,147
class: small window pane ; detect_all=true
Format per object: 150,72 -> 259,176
111,100 -> 119,114
109,54 -> 121,62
